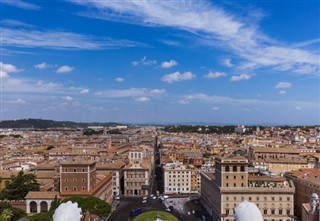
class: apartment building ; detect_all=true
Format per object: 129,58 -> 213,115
124,149 -> 152,196
201,155 -> 295,221
55,160 -> 113,204
163,161 -> 191,195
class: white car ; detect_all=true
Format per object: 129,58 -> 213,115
150,194 -> 154,197
163,195 -> 169,199
114,196 -> 120,200
143,196 -> 148,200
142,200 -> 147,203
152,196 -> 157,199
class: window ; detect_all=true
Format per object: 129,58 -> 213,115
279,196 -> 282,201
65,187 -> 68,191
73,187 -> 77,191
73,178 -> 77,182
226,175 -> 229,179
226,209 -> 229,215
82,178 -> 86,182
226,196 -> 229,201
82,187 -> 86,190
241,176 -> 244,179
287,197 -> 290,201
249,197 -> 252,201
234,183 -> 236,187
241,183 -> 244,187
264,209 -> 268,215
64,169 -> 68,172
73,169 -> 76,172
233,196 -> 237,201
264,196 -> 267,201
82,168 -> 85,172
240,166 -> 245,172
226,183 -> 229,187
226,166 -> 230,172
287,209 -> 290,215
64,178 -> 68,182
271,209 -> 275,215
233,166 -> 237,172
256,196 -> 259,201
271,196 -> 275,201
279,209 -> 283,215
234,176 -> 236,179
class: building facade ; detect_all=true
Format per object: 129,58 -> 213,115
201,155 -> 295,221
163,161 -> 191,195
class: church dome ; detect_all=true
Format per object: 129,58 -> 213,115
235,201 -> 263,221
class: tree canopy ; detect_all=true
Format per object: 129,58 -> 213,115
0,171 -> 40,200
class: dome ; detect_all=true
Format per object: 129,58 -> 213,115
235,201 -> 263,221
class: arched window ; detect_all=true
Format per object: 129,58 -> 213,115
73,168 -> 77,172
233,165 -> 237,172
225,166 -> 230,172
73,187 -> 77,191
30,201 -> 37,213
240,165 -> 245,172
40,201 -> 48,212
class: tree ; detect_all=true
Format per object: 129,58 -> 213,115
0,209 -> 13,221
1,171 -> 40,200
62,196 -> 112,218
0,202 -> 26,221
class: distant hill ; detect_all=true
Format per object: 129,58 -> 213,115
0,119 -> 126,129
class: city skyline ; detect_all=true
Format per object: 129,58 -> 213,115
1,0 -> 319,125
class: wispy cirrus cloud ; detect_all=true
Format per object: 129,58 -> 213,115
1,27 -> 140,50
95,88 -> 166,98
69,0 -> 319,75
1,19 -> 35,28
162,71 -> 196,83
132,56 -> 157,66
275,82 -> 292,89
1,0 -> 41,10
178,93 -> 318,109
230,73 -> 254,81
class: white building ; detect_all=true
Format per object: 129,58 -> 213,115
163,161 -> 191,195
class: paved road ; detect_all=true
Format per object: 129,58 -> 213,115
108,197 -> 203,221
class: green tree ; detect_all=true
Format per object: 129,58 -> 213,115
0,202 -> 26,221
0,209 -> 13,221
62,196 -> 111,218
1,171 -> 40,200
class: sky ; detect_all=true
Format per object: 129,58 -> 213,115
0,0 -> 319,125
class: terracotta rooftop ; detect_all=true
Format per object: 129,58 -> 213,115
25,191 -> 60,199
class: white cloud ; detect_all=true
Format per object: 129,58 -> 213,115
230,73 -> 253,81
69,1 -> 319,75
0,62 -> 22,78
9,98 -> 26,104
80,89 -> 90,94
222,58 -> 234,67
178,93 -> 318,109
295,106 -> 302,110
160,60 -> 178,68
1,0 -> 41,10
132,56 -> 157,66
275,82 -> 292,89
1,19 -> 35,28
204,71 -> 227,79
115,77 -> 125,82
34,62 -> 50,70
96,88 -> 166,98
2,27 -> 140,50
212,107 -> 219,111
279,90 -> 287,95
134,97 -> 151,102
62,96 -> 73,101
56,65 -> 74,73
162,71 -> 196,83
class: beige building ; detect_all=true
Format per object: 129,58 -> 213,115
286,168 -> 320,219
201,155 -> 295,221
163,161 -> 191,195
124,149 -> 152,196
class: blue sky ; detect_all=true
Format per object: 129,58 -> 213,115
0,0 -> 319,125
